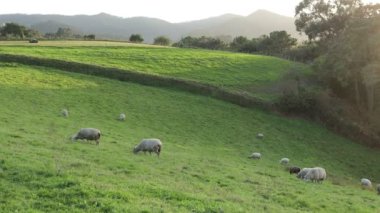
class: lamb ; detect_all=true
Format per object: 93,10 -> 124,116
297,168 -> 312,179
304,167 -> 326,183
71,128 -> 101,145
361,178 -> 372,188
289,166 -> 301,174
377,184 -> 380,195
118,113 -> 126,121
249,152 -> 261,159
280,158 -> 290,165
133,138 -> 162,157
256,133 -> 264,139
61,109 -> 69,117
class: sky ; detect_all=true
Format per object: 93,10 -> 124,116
1,0 -> 380,23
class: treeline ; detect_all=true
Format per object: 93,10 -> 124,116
279,0 -> 380,146
173,31 -> 299,58
0,23 -> 95,40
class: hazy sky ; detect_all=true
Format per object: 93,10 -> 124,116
1,0 -> 380,23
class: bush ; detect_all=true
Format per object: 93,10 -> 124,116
153,36 -> 170,46
277,88 -> 318,116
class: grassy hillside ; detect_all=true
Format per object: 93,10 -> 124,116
0,41 -> 310,101
0,62 -> 379,212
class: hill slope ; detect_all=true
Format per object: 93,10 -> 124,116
0,41 -> 310,101
0,62 -> 379,212
0,10 -> 299,42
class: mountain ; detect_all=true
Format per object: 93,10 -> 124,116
0,10 -> 300,42
188,10 -> 300,39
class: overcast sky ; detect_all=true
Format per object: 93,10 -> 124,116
1,0 -> 379,23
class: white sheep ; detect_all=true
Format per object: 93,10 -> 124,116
257,133 -> 264,139
297,168 -> 312,179
377,184 -> 380,195
361,178 -> 372,188
279,158 -> 290,165
249,152 -> 261,159
133,138 -> 162,157
118,113 -> 126,121
304,167 -> 326,183
61,109 -> 69,117
71,128 -> 101,145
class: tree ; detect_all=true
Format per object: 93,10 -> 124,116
84,34 -> 96,40
153,36 -> 170,46
129,34 -> 144,43
56,27 -> 73,38
230,36 -> 249,51
315,14 -> 380,110
295,0 -> 363,41
0,23 -> 27,38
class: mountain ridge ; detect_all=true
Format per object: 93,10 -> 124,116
0,10 -> 299,42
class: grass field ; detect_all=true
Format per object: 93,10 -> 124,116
0,40 -> 310,101
0,62 -> 379,212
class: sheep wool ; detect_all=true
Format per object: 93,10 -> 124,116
304,167 -> 326,183
361,178 -> 372,188
256,133 -> 264,139
119,113 -> 126,121
297,168 -> 312,179
249,152 -> 261,159
133,138 -> 162,157
71,128 -> 101,145
280,158 -> 290,165
61,109 -> 69,117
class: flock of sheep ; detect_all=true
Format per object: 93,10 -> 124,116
62,109 -> 162,157
63,109 -> 380,195
249,133 -> 380,195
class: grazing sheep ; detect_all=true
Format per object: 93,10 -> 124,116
61,109 -> 69,117
256,133 -> 264,139
118,113 -> 126,121
377,184 -> 380,195
289,166 -> 301,174
280,158 -> 290,165
304,167 -> 326,183
249,152 -> 261,159
361,178 -> 372,188
297,168 -> 312,179
71,128 -> 101,145
133,138 -> 162,157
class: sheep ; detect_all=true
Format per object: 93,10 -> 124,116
304,167 -> 326,183
61,109 -> 69,117
256,133 -> 264,139
289,166 -> 301,174
377,184 -> 380,195
280,158 -> 290,165
249,152 -> 261,159
118,113 -> 126,121
133,138 -> 162,157
361,178 -> 372,188
297,168 -> 312,179
71,128 -> 101,145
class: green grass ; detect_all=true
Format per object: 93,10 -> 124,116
0,62 -> 379,212
0,41 -> 310,101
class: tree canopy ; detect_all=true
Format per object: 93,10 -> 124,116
129,34 -> 144,43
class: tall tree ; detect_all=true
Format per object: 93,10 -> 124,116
0,23 -> 27,38
315,14 -> 380,110
295,0 -> 363,41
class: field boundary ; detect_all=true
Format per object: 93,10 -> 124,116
0,53 -> 273,110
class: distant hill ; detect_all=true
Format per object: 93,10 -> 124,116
0,10 -> 301,42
